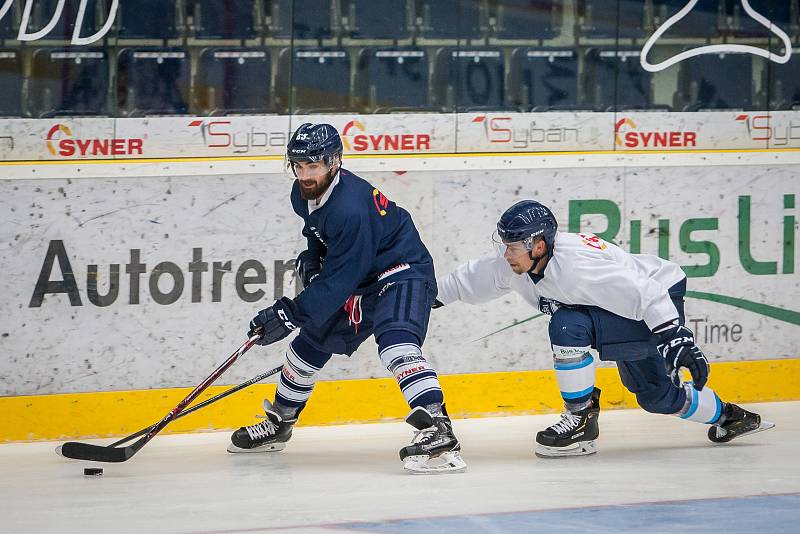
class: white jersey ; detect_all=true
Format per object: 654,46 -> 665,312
437,232 -> 686,331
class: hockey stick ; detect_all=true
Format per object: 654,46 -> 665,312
56,334 -> 263,463
108,363 -> 283,448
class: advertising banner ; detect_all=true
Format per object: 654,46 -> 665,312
1,165 -> 797,396
0,118 -> 119,161
114,116 -> 293,159
456,112 -> 615,152
3,111 -> 799,162
612,112 -> 771,151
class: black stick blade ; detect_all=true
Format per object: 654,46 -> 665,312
57,442 -> 133,463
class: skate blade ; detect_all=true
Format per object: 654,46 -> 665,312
226,442 -> 286,454
403,451 -> 467,474
712,420 -> 776,443
535,440 -> 597,458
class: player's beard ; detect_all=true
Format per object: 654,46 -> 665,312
528,250 -> 548,273
298,170 -> 334,201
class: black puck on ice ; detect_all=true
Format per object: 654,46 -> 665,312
84,467 -> 103,476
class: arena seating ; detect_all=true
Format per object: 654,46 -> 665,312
31,48 -> 110,116
766,49 -> 800,110
510,47 -> 579,111
677,52 -> 753,110
418,0 -> 482,40
438,47 -> 507,111
494,0 -> 560,40
193,0 -> 257,40
0,50 -> 22,116
197,48 -> 271,114
357,47 -> 431,112
117,48 -> 190,115
118,0 -> 179,39
580,0 -> 648,38
586,47 -> 656,110
345,0 -> 411,40
652,0 -> 721,38
269,0 -> 334,40
279,47 -> 352,113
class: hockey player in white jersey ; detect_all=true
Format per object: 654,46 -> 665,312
436,200 -> 774,457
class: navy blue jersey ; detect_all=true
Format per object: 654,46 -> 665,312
291,169 -> 435,327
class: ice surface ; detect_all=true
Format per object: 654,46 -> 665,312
1,402 -> 797,533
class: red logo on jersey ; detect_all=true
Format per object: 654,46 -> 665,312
578,233 -> 607,250
372,188 -> 389,216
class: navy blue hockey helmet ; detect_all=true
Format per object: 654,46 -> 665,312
496,200 -> 558,252
286,123 -> 343,166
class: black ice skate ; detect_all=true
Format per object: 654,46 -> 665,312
399,405 -> 466,474
708,403 -> 775,443
535,387 -> 601,458
227,400 -> 297,453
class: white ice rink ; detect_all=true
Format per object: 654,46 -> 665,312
1,402 -> 798,534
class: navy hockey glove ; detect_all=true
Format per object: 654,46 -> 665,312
248,297 -> 299,346
295,250 -> 322,289
538,297 -> 561,316
656,324 -> 709,390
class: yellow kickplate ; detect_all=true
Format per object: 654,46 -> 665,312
1,359 -> 798,442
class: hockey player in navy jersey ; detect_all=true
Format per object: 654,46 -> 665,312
228,123 -> 465,473
436,199 -> 773,458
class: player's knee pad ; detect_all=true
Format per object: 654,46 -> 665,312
548,308 -> 595,348
379,342 -> 442,407
635,381 -> 685,415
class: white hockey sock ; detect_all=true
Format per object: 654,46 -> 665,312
275,343 -> 322,407
553,345 -> 596,409
674,382 -> 723,424
380,343 -> 443,407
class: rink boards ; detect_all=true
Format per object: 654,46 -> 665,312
2,360 -> 799,442
0,142 -> 798,442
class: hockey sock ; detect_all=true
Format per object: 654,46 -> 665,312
553,345 -> 595,411
674,382 -> 723,424
275,336 -> 332,412
378,330 -> 443,408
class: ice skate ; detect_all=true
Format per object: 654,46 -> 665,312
535,388 -> 600,458
227,400 -> 297,453
399,405 -> 466,474
708,403 -> 775,443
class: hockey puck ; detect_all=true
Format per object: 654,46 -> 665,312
84,467 -> 103,476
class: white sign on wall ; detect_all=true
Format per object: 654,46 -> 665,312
1,165 -> 797,396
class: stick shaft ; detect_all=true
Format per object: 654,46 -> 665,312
59,335 -> 263,462
130,335 -> 261,452
109,363 -> 282,447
